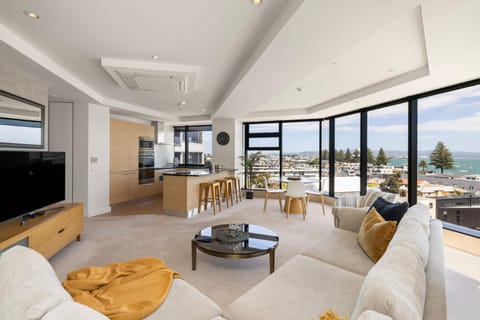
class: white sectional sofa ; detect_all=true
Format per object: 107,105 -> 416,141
0,246 -> 224,320
0,203 -> 446,320
223,203 -> 446,320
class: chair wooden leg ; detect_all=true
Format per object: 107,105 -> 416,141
216,185 -> 222,212
263,192 -> 269,212
277,194 -> 283,213
198,186 -> 203,214
302,198 -> 307,220
285,197 -> 290,219
306,193 -> 310,205
211,186 -> 216,216
320,195 -> 326,215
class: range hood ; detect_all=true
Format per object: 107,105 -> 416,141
151,121 -> 171,145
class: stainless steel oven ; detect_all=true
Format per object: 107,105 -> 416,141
139,137 -> 155,184
139,136 -> 154,149
139,167 -> 154,184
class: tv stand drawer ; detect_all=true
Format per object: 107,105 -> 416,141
29,204 -> 83,259
0,203 -> 83,259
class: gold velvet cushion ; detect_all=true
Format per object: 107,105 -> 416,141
319,309 -> 349,320
357,208 -> 397,262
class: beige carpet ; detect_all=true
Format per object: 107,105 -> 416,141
49,198 -> 480,319
50,198 -> 332,308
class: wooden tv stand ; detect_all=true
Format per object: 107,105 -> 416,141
0,203 -> 83,259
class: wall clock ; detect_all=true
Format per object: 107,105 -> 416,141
216,131 -> 230,146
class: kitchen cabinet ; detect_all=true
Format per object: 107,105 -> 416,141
110,119 -> 157,205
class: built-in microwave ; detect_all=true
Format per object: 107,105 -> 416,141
139,137 -> 154,149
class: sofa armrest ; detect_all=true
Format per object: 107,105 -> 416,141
332,207 -> 369,232
335,195 -> 362,208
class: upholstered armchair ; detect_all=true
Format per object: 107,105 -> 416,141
332,189 -> 396,232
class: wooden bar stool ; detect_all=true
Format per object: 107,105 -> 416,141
198,181 -> 222,215
226,176 -> 242,203
215,179 -> 234,208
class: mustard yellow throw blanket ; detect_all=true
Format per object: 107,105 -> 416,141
63,257 -> 181,320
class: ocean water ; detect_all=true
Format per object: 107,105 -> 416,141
388,157 -> 480,175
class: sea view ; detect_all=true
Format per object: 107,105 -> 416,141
388,157 -> 480,176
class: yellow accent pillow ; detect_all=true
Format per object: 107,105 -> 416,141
357,207 -> 397,262
319,309 -> 349,320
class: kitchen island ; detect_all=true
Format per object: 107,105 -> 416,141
163,169 -> 235,218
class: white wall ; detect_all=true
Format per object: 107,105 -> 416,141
48,102 -> 73,202
87,104 -> 110,216
212,118 -> 242,171
73,103 -> 110,217
73,103 -> 89,213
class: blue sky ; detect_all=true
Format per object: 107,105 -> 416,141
284,84 -> 480,153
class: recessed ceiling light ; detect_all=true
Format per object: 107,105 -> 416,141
252,0 -> 263,5
151,55 -> 159,60
202,109 -> 206,112
25,11 -> 40,19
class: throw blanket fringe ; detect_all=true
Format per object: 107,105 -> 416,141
63,257 -> 181,320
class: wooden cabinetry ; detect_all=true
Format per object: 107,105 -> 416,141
0,203 -> 83,259
110,119 -> 157,205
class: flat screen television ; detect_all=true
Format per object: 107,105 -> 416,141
0,151 -> 65,224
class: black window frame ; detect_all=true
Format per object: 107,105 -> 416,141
173,125 -> 212,166
242,77 -> 480,221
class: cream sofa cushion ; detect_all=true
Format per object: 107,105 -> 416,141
41,301 -> 108,320
224,255 -> 365,320
388,204 -> 430,267
145,279 -> 223,320
357,310 -> 393,320
0,246 -> 72,320
351,244 -> 426,320
360,190 -> 382,208
302,228 -> 374,276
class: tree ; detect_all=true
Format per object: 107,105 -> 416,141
429,141 -> 454,174
376,147 -> 388,166
344,148 -> 352,163
309,158 -> 320,167
380,170 -> 402,194
321,149 -> 329,160
335,149 -> 344,162
367,148 -> 375,164
419,160 -> 428,174
352,148 -> 360,162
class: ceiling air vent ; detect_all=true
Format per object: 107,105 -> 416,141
101,58 -> 199,94
115,71 -> 188,94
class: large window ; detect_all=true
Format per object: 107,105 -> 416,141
282,121 -> 320,190
242,79 -> 480,238
418,84 -> 480,237
367,103 -> 409,199
174,125 -> 212,165
334,114 -> 360,195
244,122 -> 280,189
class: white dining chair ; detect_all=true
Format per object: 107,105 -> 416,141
285,180 -> 307,220
305,183 -> 326,215
263,176 -> 285,212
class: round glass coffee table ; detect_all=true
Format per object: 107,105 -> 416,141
192,224 -> 279,274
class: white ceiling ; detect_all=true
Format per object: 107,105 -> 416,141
0,0 -> 479,123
